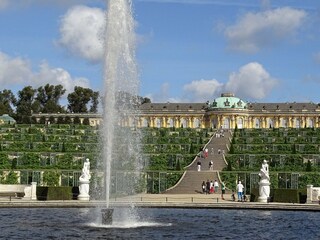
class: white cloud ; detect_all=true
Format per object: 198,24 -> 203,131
149,63 -> 277,102
183,79 -> 223,102
224,7 -> 306,53
58,5 -> 105,62
0,51 -> 90,94
35,62 -> 90,93
225,62 -> 277,99
0,52 -> 34,85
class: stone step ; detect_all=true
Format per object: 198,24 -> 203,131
164,130 -> 233,194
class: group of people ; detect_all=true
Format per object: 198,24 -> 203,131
201,180 -> 226,199
215,129 -> 225,138
196,147 -> 212,171
200,179 -> 247,202
197,158 -> 214,171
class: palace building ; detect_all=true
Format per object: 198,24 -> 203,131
32,93 -> 320,129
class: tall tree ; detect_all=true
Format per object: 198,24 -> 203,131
0,89 -> 17,116
67,86 -> 94,113
89,91 -> 99,113
35,84 -> 66,113
15,86 -> 37,123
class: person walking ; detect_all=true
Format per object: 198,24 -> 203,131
204,148 -> 208,158
209,160 -> 213,170
221,182 -> 226,200
202,181 -> 206,194
236,180 -> 244,202
206,179 -> 210,194
197,160 -> 201,171
214,180 -> 219,193
210,180 -> 214,193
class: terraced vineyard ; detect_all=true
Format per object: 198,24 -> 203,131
222,127 -> 320,192
0,124 -> 211,193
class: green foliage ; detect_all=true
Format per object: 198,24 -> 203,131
166,172 -> 183,189
305,160 -> 312,172
298,173 -> 320,188
35,84 -> 66,114
219,172 -> 238,191
67,86 -> 99,113
175,159 -> 181,171
83,118 -> 90,125
43,171 -> 60,186
3,171 -> 19,184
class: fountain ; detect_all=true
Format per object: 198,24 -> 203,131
100,0 -> 141,225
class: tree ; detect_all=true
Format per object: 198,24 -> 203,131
67,86 -> 98,113
89,91 -> 99,113
15,86 -> 37,123
35,84 -> 66,113
73,116 -> 81,124
0,89 -> 17,116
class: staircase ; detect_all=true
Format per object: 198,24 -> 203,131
165,129 -> 233,194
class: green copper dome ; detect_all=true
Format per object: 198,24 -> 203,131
0,114 -> 16,124
210,93 -> 247,109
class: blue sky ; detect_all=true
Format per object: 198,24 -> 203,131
0,0 -> 320,104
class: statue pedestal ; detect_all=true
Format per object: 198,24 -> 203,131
78,179 -> 90,201
258,180 -> 270,203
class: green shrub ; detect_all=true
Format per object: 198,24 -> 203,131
273,189 -> 300,203
37,186 -> 73,200
43,171 -> 60,186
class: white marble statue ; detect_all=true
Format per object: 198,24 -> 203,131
78,158 -> 91,201
79,158 -> 91,181
259,159 -> 270,182
258,159 -> 270,202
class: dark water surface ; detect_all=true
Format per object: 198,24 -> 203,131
0,207 -> 319,239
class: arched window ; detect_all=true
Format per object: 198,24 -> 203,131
156,118 -> 161,128
167,118 -> 174,128
267,118 -> 274,128
308,118 -> 314,128
280,118 -> 287,128
180,118 -> 187,128
223,118 -> 230,129
142,118 -> 148,127
255,118 -> 260,128
237,118 -> 243,129
193,118 -> 200,128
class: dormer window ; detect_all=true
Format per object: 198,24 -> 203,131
237,100 -> 242,107
224,98 -> 230,106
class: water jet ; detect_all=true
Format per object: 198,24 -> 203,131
99,0 -> 141,225
101,208 -> 114,225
